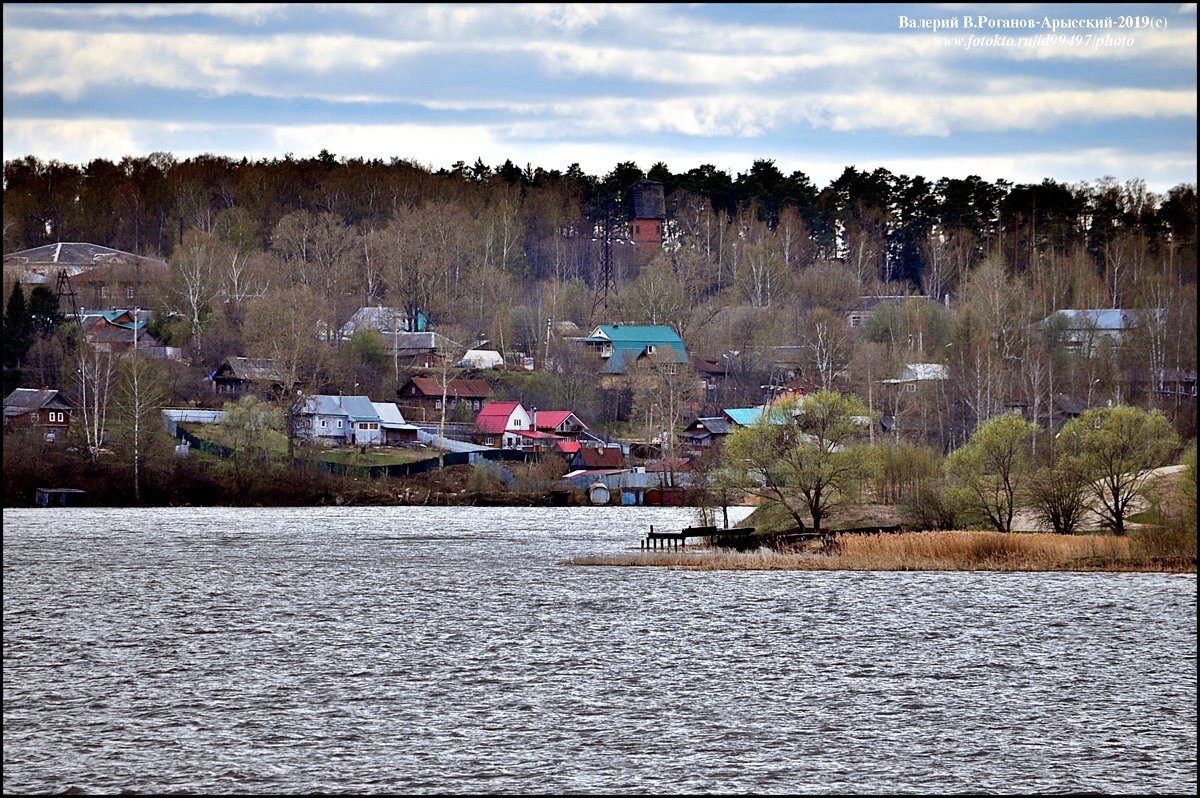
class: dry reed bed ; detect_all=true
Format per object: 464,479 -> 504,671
569,530 -> 1196,573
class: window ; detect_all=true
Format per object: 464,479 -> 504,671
100,285 -> 108,298
127,287 -> 135,300
514,419 -> 521,428
435,399 -> 442,409
850,315 -> 862,328
337,420 -> 343,428
905,383 -> 916,393
486,436 -> 494,446
321,419 -> 327,428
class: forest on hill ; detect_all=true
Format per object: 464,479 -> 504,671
3,151 -> 1197,447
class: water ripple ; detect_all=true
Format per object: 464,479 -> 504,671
4,506 -> 1196,795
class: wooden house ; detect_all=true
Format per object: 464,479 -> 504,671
209,357 -> 289,399
3,388 -> 73,441
397,376 -> 491,422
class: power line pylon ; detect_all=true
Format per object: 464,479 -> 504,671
590,210 -> 616,321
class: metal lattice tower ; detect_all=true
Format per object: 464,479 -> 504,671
54,268 -> 81,325
590,211 -> 617,321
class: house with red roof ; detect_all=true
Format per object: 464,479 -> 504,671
473,401 -> 533,449
473,401 -> 577,451
570,446 -> 627,471
397,376 -> 491,422
531,410 -> 588,438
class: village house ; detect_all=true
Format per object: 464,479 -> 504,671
397,376 -> 491,423
391,331 -> 466,369
580,323 -> 690,388
79,309 -> 178,359
4,242 -> 170,315
292,394 -> 382,445
532,410 -> 589,439
1041,308 -> 1162,356
339,305 -> 430,340
881,363 -> 951,447
471,401 -> 565,451
679,415 -> 733,449
570,445 -> 627,471
3,387 -> 73,441
209,357 -> 291,400
844,294 -> 941,330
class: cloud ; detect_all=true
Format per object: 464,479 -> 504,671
3,4 -> 1195,193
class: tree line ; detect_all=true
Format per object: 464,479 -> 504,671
5,151 -> 1196,289
3,151 -> 1197,452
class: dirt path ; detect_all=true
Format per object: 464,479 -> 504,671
1011,464 -> 1186,532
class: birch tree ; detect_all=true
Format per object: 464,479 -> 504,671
75,345 -> 115,463
168,229 -> 225,354
116,353 -> 166,502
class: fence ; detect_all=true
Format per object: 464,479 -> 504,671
318,448 -> 537,479
173,424 -> 538,478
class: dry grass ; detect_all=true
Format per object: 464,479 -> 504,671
569,529 -> 1196,573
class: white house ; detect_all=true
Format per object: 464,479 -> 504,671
882,363 -> 950,392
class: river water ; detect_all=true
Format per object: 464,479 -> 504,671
3,506 -> 1196,795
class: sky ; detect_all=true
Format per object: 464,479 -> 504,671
3,3 -> 1197,194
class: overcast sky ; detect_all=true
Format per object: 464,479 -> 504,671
3,3 -> 1196,193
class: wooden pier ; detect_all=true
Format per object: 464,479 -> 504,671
640,524 -> 719,550
640,523 -> 907,553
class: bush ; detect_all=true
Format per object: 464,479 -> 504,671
900,482 -> 962,530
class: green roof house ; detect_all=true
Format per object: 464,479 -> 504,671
582,324 -> 689,379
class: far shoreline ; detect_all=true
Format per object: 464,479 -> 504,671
569,528 -> 1198,575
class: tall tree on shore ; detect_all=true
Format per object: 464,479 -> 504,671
722,391 -> 876,533
944,412 -> 1040,533
1057,405 -> 1179,535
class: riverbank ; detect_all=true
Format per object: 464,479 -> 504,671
570,528 -> 1197,574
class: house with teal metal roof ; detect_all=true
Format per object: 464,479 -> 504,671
582,324 -> 689,381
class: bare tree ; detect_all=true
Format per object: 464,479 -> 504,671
803,307 -> 853,391
116,353 -> 166,502
168,230 -> 226,355
74,345 -> 115,463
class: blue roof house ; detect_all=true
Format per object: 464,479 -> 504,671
1041,309 -> 1162,356
293,395 -> 382,445
582,324 -> 689,384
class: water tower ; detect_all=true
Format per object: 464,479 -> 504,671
625,179 -> 665,259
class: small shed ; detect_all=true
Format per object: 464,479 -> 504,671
35,487 -> 87,506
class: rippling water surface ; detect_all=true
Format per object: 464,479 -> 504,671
3,506 -> 1196,795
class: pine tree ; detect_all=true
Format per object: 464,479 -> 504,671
3,281 -> 34,369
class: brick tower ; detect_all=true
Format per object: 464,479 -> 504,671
625,179 -> 665,260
